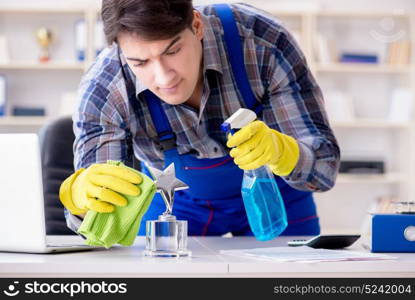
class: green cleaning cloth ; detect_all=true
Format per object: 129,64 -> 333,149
78,160 -> 156,248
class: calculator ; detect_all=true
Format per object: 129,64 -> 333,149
287,234 -> 361,249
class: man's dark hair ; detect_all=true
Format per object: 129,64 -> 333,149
101,0 -> 194,44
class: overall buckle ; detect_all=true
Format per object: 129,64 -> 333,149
159,132 -> 177,151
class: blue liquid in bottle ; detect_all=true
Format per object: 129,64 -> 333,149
220,107 -> 288,241
241,167 -> 288,241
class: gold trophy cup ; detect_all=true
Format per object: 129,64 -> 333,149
35,27 -> 53,63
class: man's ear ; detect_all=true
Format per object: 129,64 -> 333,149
192,10 -> 204,40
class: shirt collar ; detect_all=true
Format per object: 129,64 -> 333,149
200,13 -> 223,75
135,78 -> 148,95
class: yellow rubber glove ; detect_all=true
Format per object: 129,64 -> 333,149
226,120 -> 300,176
59,163 -> 142,215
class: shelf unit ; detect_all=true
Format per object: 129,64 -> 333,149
0,116 -> 50,126
0,0 -> 414,234
0,2 -> 100,131
259,6 -> 414,233
311,10 -> 413,233
336,173 -> 404,184
0,62 -> 86,71
314,63 -> 412,73
331,119 -> 412,129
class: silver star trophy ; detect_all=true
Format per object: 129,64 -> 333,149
144,163 -> 191,257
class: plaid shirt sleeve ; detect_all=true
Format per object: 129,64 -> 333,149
264,26 -> 340,192
66,48 -> 134,232
72,48 -> 134,171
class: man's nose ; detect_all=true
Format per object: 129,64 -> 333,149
154,61 -> 175,86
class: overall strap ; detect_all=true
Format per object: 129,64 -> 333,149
143,90 -> 176,151
214,4 -> 263,115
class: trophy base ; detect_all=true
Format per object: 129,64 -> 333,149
39,56 -> 50,63
143,249 -> 191,258
145,215 -> 191,258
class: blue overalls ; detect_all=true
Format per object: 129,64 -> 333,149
137,4 -> 320,236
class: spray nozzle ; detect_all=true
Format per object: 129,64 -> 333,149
221,108 -> 257,135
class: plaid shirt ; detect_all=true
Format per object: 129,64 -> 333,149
73,3 -> 340,194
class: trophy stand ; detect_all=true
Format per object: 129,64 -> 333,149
144,163 -> 191,257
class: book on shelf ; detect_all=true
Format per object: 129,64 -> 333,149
339,160 -> 385,174
386,40 -> 411,65
323,90 -> 355,122
339,53 -> 378,64
95,20 -> 105,57
0,35 -> 10,64
387,88 -> 413,122
75,19 -> 86,62
314,33 -> 338,64
0,75 -> 6,116
12,106 -> 45,116
75,19 -> 106,60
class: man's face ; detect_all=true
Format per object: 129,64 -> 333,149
118,11 -> 204,106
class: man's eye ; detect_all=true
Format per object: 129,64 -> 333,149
133,62 -> 146,67
166,48 -> 181,55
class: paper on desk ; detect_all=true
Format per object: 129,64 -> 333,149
220,247 -> 396,263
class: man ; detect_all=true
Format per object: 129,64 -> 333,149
59,0 -> 340,237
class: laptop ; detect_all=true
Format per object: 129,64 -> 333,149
0,133 -> 97,253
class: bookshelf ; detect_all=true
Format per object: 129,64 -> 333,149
307,10 -> 414,234
0,116 -> 50,127
336,173 -> 404,184
314,63 -> 412,73
0,0 -> 414,234
0,62 -> 86,71
332,119 -> 411,129
0,2 -> 101,131
258,4 -> 414,233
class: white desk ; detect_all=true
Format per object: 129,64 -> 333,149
1,236 -> 414,278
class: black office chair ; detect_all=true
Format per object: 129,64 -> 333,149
39,116 -> 76,235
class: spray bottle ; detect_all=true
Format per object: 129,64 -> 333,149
221,108 -> 288,241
